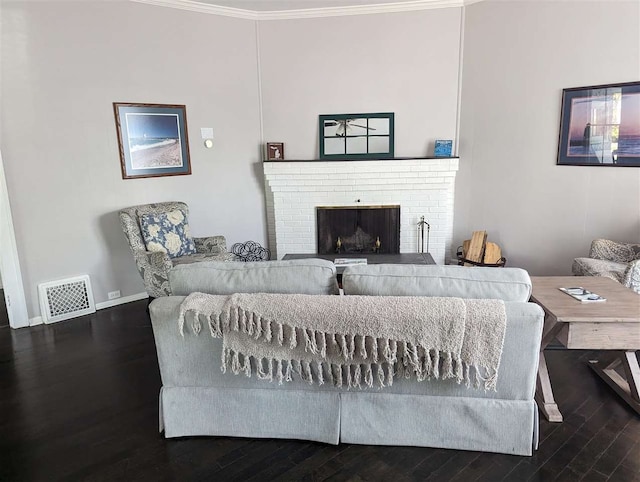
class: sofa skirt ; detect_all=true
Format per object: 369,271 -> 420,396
340,392 -> 537,456
160,386 -> 341,444
159,387 -> 537,456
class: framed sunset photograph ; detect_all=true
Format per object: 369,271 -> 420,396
113,103 -> 192,179
557,81 -> 640,167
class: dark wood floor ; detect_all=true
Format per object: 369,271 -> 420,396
0,300 -> 638,481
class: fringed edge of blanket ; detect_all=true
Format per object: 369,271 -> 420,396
221,347 -> 395,389
180,308 -> 498,391
220,348 -> 496,391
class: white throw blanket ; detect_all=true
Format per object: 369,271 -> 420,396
178,292 -> 507,390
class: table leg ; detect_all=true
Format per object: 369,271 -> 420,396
535,315 -> 564,422
589,351 -> 640,415
536,352 -> 563,422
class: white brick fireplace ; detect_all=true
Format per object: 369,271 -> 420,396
263,158 -> 459,264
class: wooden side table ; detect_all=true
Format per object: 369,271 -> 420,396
531,276 -> 640,422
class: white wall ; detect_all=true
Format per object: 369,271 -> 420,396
457,0 -> 640,274
1,1 -> 264,318
258,9 -> 462,159
3,0 -> 639,320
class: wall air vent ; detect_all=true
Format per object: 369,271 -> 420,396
38,275 -> 96,324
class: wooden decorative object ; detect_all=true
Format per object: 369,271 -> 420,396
483,242 -> 502,264
459,233 -> 504,267
465,231 -> 487,264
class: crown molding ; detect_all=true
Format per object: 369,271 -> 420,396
131,0 -> 481,20
131,0 -> 260,20
258,1 -> 465,20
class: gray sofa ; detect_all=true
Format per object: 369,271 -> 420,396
149,260 -> 544,456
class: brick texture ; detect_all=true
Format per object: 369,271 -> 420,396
264,159 -> 459,263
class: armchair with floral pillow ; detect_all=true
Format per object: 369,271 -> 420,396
119,201 -> 235,298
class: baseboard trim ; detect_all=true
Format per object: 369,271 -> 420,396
28,292 -> 149,327
30,316 -> 43,327
95,292 -> 149,310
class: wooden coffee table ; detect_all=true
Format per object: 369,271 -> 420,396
531,276 -> 640,422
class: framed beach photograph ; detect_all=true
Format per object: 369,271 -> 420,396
113,103 -> 191,179
557,81 -> 640,167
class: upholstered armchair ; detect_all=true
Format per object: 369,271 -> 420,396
572,238 -> 640,293
120,202 -> 235,298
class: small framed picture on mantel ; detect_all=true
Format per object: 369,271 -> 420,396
265,142 -> 285,161
434,139 -> 453,157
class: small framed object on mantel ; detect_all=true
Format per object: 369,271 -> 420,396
434,139 -> 453,157
265,142 -> 285,161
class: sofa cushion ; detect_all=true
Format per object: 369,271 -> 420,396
140,209 -> 196,258
342,264 -> 532,302
171,252 -> 236,265
169,259 -> 340,295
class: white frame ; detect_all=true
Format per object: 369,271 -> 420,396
0,149 -> 29,328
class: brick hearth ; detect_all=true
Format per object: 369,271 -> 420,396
263,158 -> 459,264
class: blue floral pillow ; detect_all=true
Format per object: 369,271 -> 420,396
140,209 -> 196,258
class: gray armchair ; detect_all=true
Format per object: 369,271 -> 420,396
572,238 -> 640,293
120,201 -> 235,298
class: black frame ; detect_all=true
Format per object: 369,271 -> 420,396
557,81 -> 640,167
319,112 -> 394,160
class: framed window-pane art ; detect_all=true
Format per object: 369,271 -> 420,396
113,102 -> 192,179
557,81 -> 640,167
319,112 -> 394,160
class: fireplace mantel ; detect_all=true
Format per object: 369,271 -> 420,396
263,157 -> 459,163
263,158 -> 459,264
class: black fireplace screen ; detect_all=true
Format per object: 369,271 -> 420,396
316,205 -> 400,255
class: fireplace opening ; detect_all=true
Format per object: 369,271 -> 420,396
316,205 -> 400,255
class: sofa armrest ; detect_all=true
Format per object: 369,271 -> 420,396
589,238 -> 640,263
134,250 -> 173,297
194,236 -> 227,255
623,258 -> 640,293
